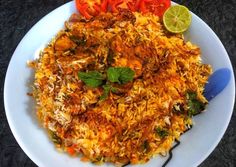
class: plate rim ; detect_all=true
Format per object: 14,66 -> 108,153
4,1 -> 235,167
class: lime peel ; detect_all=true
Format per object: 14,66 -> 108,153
163,5 -> 192,33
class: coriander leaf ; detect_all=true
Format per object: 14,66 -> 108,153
78,71 -> 104,88
141,140 -> 150,153
107,67 -> 121,83
187,91 -> 197,100
82,78 -> 103,88
100,85 -> 111,100
155,127 -> 168,138
111,87 -> 118,93
107,67 -> 135,84
69,35 -> 86,46
187,92 -> 206,116
51,131 -> 62,144
119,67 -> 135,84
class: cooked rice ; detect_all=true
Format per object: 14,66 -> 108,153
28,10 -> 212,166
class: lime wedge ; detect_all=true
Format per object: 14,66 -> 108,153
163,5 -> 192,33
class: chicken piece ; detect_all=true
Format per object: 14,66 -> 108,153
55,35 -> 76,51
114,57 -> 143,78
110,35 -> 143,77
127,57 -> 143,77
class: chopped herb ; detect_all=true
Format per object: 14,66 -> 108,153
69,35 -> 86,46
107,67 -> 121,83
111,87 -> 117,93
78,71 -> 104,88
51,132 -> 62,144
107,67 -> 135,84
119,67 -> 135,84
141,140 -> 150,152
155,127 -> 168,138
100,84 -> 118,100
100,85 -> 111,100
78,67 -> 134,99
186,92 -> 206,116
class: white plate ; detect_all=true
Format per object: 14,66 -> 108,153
4,1 -> 235,167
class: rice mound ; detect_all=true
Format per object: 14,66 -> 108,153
28,10 -> 212,165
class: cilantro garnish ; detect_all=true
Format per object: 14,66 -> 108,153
155,127 -> 169,138
107,67 -> 135,84
186,92 -> 206,116
78,67 -> 134,100
100,85 -> 118,100
78,71 -> 104,88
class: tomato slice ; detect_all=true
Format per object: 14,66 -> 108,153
139,0 -> 171,17
75,0 -> 108,19
108,0 -> 141,12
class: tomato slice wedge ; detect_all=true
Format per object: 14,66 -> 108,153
75,0 -> 108,19
139,0 -> 171,17
108,0 -> 141,12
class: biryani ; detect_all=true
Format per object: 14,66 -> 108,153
28,10 -> 212,166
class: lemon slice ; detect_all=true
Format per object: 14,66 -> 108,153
163,5 -> 192,33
